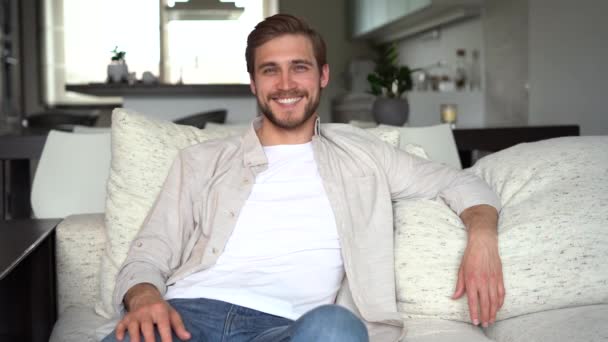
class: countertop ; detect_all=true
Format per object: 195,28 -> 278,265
66,83 -> 252,97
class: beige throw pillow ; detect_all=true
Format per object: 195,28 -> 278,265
394,136 -> 608,322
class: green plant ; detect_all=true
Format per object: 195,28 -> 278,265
111,46 -> 126,61
367,43 -> 414,98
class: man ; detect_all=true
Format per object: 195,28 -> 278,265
103,14 -> 504,342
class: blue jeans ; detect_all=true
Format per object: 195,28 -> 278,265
101,297 -> 368,342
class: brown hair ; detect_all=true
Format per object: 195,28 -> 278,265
245,14 -> 327,75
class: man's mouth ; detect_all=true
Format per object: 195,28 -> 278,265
274,96 -> 303,105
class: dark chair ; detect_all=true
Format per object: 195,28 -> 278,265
24,111 -> 99,131
173,109 -> 227,129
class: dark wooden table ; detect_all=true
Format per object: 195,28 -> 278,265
0,127 -> 49,219
0,219 -> 60,342
453,125 -> 580,167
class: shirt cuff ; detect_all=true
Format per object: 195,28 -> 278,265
439,179 -> 502,216
112,261 -> 167,315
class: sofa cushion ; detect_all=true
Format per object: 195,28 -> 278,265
395,136 -> 608,322
97,109 -> 402,318
485,304 -> 608,342
56,214 -> 106,315
50,305 -> 113,342
402,317 -> 491,342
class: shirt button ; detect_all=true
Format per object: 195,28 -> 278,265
212,247 -> 218,254
136,241 -> 143,247
243,178 -> 249,184
229,211 -> 235,218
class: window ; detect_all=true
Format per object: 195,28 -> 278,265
43,0 -> 277,105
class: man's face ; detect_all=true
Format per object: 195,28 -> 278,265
249,34 -> 329,130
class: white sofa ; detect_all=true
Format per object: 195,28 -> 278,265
49,110 -> 608,341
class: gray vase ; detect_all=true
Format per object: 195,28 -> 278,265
107,62 -> 129,83
372,97 -> 409,126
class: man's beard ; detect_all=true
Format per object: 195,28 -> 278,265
257,88 -> 321,130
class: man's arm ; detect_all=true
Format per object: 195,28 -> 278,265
375,139 -> 504,325
112,150 -> 198,341
112,150 -> 197,313
452,204 -> 504,328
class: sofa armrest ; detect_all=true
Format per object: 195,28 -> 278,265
55,213 -> 106,315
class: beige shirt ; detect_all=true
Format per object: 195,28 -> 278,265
113,117 -> 501,341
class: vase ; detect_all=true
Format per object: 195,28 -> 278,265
107,61 -> 129,83
372,97 -> 409,126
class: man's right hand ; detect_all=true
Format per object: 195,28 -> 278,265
115,283 -> 191,342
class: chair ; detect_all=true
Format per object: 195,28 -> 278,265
173,109 -> 227,129
378,123 -> 462,169
30,130 -> 111,218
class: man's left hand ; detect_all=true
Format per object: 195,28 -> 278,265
452,204 -> 505,328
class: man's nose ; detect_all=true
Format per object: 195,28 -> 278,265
277,70 -> 295,90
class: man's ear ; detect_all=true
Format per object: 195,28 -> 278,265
249,75 -> 257,95
320,64 -> 330,89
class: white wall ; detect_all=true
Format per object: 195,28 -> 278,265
528,0 -> 608,135
483,0 -> 529,126
396,18 -> 486,127
397,18 -> 484,75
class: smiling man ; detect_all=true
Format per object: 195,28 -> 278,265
102,14 -> 504,342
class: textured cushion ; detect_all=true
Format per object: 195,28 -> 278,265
486,304 -> 608,342
50,305 -> 113,342
402,317 -> 491,342
97,109 -> 402,318
56,214 -> 106,315
395,136 -> 608,322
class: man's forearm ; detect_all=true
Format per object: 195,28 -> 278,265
460,204 -> 498,238
453,203 -> 504,326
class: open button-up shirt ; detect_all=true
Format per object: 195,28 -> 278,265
113,117 -> 501,341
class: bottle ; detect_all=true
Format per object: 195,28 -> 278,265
469,49 -> 481,91
454,49 -> 467,91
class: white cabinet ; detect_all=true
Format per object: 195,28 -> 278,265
352,0 -> 390,36
353,0 -> 480,42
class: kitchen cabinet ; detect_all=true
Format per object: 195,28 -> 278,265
352,0 -> 480,42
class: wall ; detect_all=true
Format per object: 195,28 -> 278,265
482,0 -> 529,126
528,0 -> 608,135
396,18 -> 485,127
396,0 -> 531,128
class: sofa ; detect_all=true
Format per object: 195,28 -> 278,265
49,109 -> 608,341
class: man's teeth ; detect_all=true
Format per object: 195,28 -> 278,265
275,97 -> 302,104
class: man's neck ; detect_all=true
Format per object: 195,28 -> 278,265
256,115 -> 317,146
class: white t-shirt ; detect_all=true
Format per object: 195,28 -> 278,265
165,142 -> 344,320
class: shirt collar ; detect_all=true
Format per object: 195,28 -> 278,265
241,116 -> 322,167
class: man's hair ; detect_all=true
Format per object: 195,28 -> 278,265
245,14 -> 327,75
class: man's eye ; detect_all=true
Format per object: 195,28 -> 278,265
294,65 -> 309,72
262,68 -> 277,74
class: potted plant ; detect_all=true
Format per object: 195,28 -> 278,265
367,43 -> 414,126
107,46 -> 129,83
